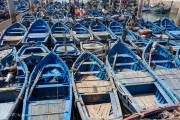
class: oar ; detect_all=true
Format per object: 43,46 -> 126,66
28,67 -> 44,99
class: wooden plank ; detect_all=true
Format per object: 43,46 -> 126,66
52,34 -> 71,38
0,87 -> 16,92
82,43 -> 104,50
134,93 -> 157,109
79,71 -> 101,75
81,76 -> 101,81
73,34 -> 90,38
76,79 -> 111,94
0,50 -> 9,58
3,36 -> 23,41
93,32 -> 109,36
31,100 -> 66,116
82,61 -> 98,65
100,103 -> 111,118
86,103 -> 111,119
28,33 -> 48,38
116,71 -> 153,80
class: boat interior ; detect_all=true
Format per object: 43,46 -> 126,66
1,23 -> 26,45
27,20 -> 49,42
108,42 -> 169,110
73,52 -> 120,119
25,53 -> 71,119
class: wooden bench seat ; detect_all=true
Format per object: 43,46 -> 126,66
3,36 -> 23,41
76,80 -> 111,94
82,61 -> 98,65
78,71 -> 102,75
52,34 -> 71,38
93,32 -> 109,36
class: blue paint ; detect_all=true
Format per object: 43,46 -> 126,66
107,41 -> 176,113
22,52 -> 72,120
23,19 -> 50,43
0,22 -> 26,46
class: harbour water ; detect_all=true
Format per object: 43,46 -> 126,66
142,12 -> 176,22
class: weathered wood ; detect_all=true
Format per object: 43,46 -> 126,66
28,33 -> 48,38
86,103 -> 111,119
79,71 -> 101,75
76,75 -> 112,94
0,87 -> 16,92
73,34 -> 90,38
81,75 -> 101,81
3,36 -> 23,41
82,61 -> 98,65
116,71 -> 154,84
134,93 -> 157,109
93,32 -> 109,36
82,43 -> 104,50
0,49 -> 9,58
52,34 -> 71,38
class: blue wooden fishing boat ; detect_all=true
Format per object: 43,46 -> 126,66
22,52 -> 72,120
88,9 -> 104,19
109,21 -> 123,38
51,22 -> 75,43
154,18 -> 178,31
80,40 -> 106,60
53,43 -> 80,67
17,43 -> 50,71
52,11 -> 65,22
127,19 -> 173,51
144,21 -> 171,45
23,19 -> 50,43
41,15 -> 53,27
72,52 -> 122,119
127,18 -> 152,39
106,41 -> 177,113
142,4 -> 150,12
0,48 -> 28,119
21,13 -> 35,28
90,20 -> 116,41
15,1 -> 29,13
151,3 -> 171,14
142,39 -> 180,101
0,22 -> 26,46
78,18 -> 92,29
127,31 -> 174,56
175,48 -> 180,65
72,22 -> 92,41
154,18 -> 180,39
130,21 -> 177,47
126,30 -> 148,55
145,21 -> 163,34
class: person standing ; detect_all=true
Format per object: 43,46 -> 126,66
70,5 -> 75,19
